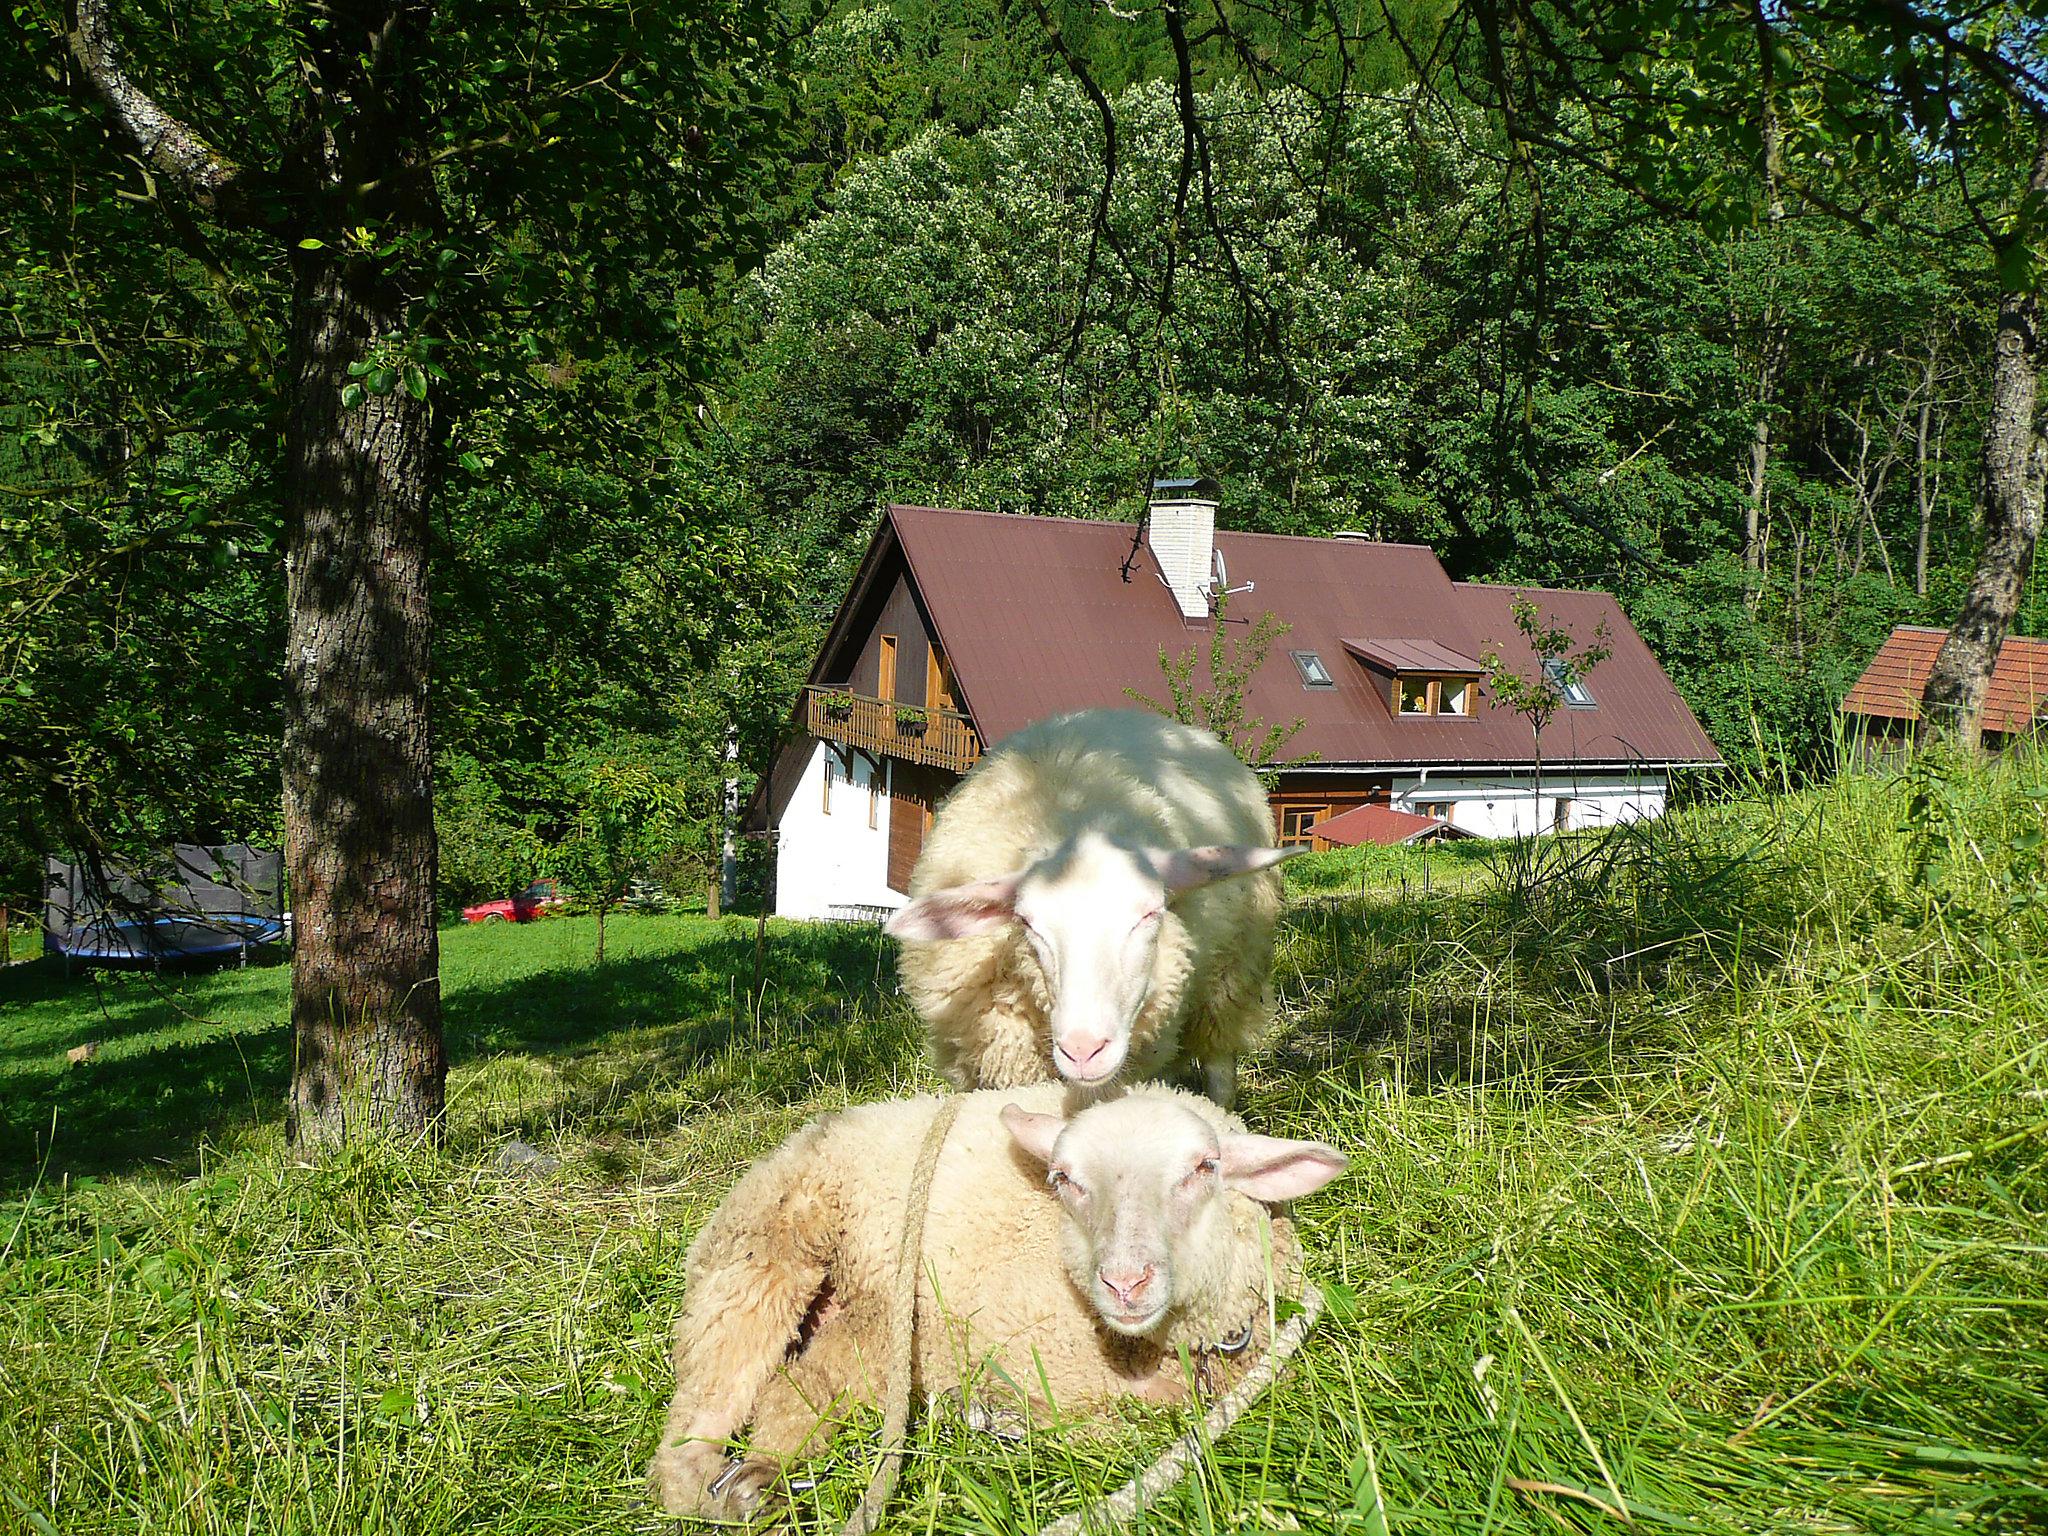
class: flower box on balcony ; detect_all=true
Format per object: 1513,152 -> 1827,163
820,691 -> 855,721
893,706 -> 929,737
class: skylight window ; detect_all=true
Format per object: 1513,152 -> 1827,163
1292,650 -> 1335,689
1543,658 -> 1595,707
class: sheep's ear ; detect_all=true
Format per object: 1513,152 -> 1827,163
885,873 -> 1025,940
1143,844 -> 1302,895
1218,1134 -> 1347,1202
1001,1104 -> 1065,1165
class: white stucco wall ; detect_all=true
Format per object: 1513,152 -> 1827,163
1391,771 -> 1669,839
772,742 -> 904,919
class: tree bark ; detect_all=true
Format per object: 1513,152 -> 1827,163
1914,362 -> 1936,598
282,253 -> 445,1152
1920,132 -> 2048,750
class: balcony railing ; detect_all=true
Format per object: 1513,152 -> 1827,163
803,686 -> 983,773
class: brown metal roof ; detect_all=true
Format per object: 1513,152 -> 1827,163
1312,803 -> 1457,846
1341,637 -> 1483,674
878,505 -> 1719,770
1841,625 -> 2048,735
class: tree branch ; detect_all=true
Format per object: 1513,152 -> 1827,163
67,0 -> 250,221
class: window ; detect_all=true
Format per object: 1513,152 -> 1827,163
1291,650 -> 1335,689
1543,658 -> 1595,706
1419,801 -> 1452,822
1553,796 -> 1573,831
1396,674 -> 1480,716
878,635 -> 898,700
822,756 -> 835,814
1278,805 -> 1327,847
869,777 -> 880,829
927,646 -> 958,711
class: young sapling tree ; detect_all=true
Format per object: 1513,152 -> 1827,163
1480,597 -> 1612,837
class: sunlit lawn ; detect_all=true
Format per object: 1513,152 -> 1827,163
3,759 -> 2045,1533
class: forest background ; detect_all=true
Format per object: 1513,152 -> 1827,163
1,0 -> 2022,917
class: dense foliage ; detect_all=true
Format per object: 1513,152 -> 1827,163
2,0 -> 2034,909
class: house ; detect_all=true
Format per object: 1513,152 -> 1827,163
753,487 -> 1721,919
1841,624 -> 2048,749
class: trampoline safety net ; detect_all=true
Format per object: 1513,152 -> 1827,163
44,845 -> 287,965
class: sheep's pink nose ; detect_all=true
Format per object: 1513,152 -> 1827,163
1099,1265 -> 1157,1310
1058,1033 -> 1112,1072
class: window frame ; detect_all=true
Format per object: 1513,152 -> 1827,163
1291,650 -> 1336,689
878,634 -> 898,700
1276,804 -> 1328,848
1393,672 -> 1480,717
1542,658 -> 1595,707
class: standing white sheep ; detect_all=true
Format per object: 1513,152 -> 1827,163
886,708 -> 1295,1106
646,1083 -> 1345,1522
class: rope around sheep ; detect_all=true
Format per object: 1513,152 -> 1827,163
1034,1281 -> 1325,1536
839,1091 -> 964,1536
842,1099 -> 1324,1536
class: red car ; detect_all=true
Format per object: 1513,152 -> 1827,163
461,879 -> 565,923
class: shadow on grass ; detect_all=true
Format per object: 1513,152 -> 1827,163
0,918 -> 905,1191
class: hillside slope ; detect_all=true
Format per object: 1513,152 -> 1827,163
2,754 -> 2043,1533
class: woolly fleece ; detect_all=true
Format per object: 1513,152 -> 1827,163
647,1083 -> 1303,1520
898,708 -> 1285,1092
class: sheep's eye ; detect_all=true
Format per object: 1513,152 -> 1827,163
1183,1157 -> 1219,1187
1048,1168 -> 1069,1189
1132,908 -> 1162,932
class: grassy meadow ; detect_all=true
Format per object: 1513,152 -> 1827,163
2,753 -> 2045,1534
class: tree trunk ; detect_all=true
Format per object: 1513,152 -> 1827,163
596,901 -> 608,965
1915,376 -> 1935,599
1920,135 -> 2048,749
283,254 -> 445,1153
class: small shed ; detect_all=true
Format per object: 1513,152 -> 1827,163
1841,626 -> 2048,745
1308,803 -> 1465,850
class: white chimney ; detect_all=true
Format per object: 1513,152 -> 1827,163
1146,478 -> 1219,619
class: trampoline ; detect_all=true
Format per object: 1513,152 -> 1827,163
53,913 -> 287,966
45,845 -> 287,972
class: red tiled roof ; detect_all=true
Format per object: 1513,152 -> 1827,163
1341,637 -> 1483,673
1311,803 -> 1455,846
816,506 -> 1718,771
1841,625 -> 2048,735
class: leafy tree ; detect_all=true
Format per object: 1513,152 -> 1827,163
1479,596 -> 1612,830
11,0 -> 798,1152
546,755 -> 688,965
1127,591 -> 1307,780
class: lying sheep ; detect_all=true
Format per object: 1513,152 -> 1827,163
887,708 -> 1294,1106
647,1083 -> 1345,1522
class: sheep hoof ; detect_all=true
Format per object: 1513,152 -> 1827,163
939,1388 -> 1029,1443
648,1444 -> 784,1523
706,1457 -> 787,1523
967,1398 -> 1030,1442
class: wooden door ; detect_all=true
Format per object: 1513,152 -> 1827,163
888,765 -> 952,892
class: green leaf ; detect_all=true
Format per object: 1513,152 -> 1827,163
296,238 -> 325,250
341,383 -> 365,410
404,364 -> 428,401
368,367 -> 398,396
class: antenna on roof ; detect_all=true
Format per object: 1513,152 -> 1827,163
1212,547 -> 1254,603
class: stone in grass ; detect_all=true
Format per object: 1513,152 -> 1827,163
496,1139 -> 561,1177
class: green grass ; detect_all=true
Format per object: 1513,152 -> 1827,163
3,751 -> 2045,1533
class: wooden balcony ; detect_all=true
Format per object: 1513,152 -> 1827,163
803,686 -> 983,774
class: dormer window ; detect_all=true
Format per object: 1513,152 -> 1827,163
1543,659 -> 1595,706
1292,650 -> 1335,689
1396,674 -> 1477,716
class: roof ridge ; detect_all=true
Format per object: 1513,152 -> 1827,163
887,503 -> 1443,552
